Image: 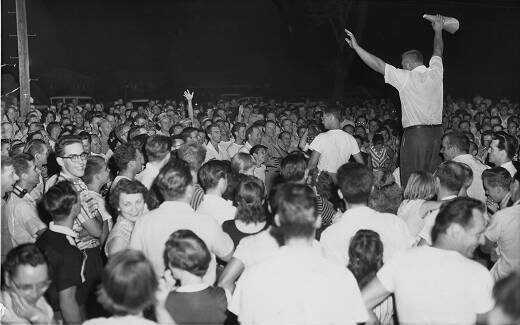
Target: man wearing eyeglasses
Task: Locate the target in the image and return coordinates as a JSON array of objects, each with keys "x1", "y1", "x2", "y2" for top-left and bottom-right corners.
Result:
[{"x1": 0, "y1": 244, "x2": 54, "y2": 324}]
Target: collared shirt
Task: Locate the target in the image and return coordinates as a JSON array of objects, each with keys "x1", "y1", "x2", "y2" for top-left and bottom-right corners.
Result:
[
  {"x1": 5, "y1": 187, "x2": 46, "y2": 247},
  {"x1": 136, "y1": 162, "x2": 161, "y2": 189},
  {"x1": 205, "y1": 141, "x2": 230, "y2": 162},
  {"x1": 129, "y1": 201, "x2": 234, "y2": 284},
  {"x1": 230, "y1": 244, "x2": 368, "y2": 325},
  {"x1": 377, "y1": 246, "x2": 494, "y2": 324},
  {"x1": 105, "y1": 215, "x2": 136, "y2": 257},
  {"x1": 109, "y1": 175, "x2": 131, "y2": 193},
  {"x1": 384, "y1": 56, "x2": 443, "y2": 128},
  {"x1": 309, "y1": 129, "x2": 360, "y2": 173},
  {"x1": 453, "y1": 153, "x2": 490, "y2": 202},
  {"x1": 419, "y1": 195, "x2": 458, "y2": 245},
  {"x1": 485, "y1": 202, "x2": 520, "y2": 281},
  {"x1": 501, "y1": 161, "x2": 517, "y2": 177},
  {"x1": 224, "y1": 141, "x2": 243, "y2": 159},
  {"x1": 320, "y1": 206, "x2": 413, "y2": 266},
  {"x1": 197, "y1": 194, "x2": 236, "y2": 225},
  {"x1": 238, "y1": 142, "x2": 253, "y2": 154}
]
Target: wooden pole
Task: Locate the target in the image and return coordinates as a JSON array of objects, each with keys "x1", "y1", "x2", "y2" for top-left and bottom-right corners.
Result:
[{"x1": 15, "y1": 0, "x2": 31, "y2": 116}]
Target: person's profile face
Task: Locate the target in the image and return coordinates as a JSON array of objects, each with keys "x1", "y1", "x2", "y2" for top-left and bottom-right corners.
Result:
[
  {"x1": 8, "y1": 264, "x2": 50, "y2": 305},
  {"x1": 1, "y1": 165, "x2": 19, "y2": 194}
]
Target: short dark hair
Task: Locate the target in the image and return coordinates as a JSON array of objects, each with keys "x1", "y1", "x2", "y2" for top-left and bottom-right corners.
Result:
[
  {"x1": 323, "y1": 107, "x2": 341, "y2": 121},
  {"x1": 12, "y1": 153, "x2": 35, "y2": 176},
  {"x1": 46, "y1": 122, "x2": 61, "y2": 135},
  {"x1": 98, "y1": 249, "x2": 157, "y2": 315},
  {"x1": 337, "y1": 162, "x2": 374, "y2": 204},
  {"x1": 1, "y1": 155, "x2": 14, "y2": 170},
  {"x1": 280, "y1": 152, "x2": 307, "y2": 182},
  {"x1": 273, "y1": 183, "x2": 317, "y2": 241},
  {"x1": 493, "y1": 272, "x2": 520, "y2": 322},
  {"x1": 402, "y1": 49, "x2": 424, "y2": 64},
  {"x1": 492, "y1": 131, "x2": 518, "y2": 160},
  {"x1": 82, "y1": 155, "x2": 106, "y2": 185},
  {"x1": 231, "y1": 122, "x2": 246, "y2": 139},
  {"x1": 181, "y1": 127, "x2": 198, "y2": 142},
  {"x1": 434, "y1": 161, "x2": 467, "y2": 192},
  {"x1": 444, "y1": 131, "x2": 470, "y2": 153},
  {"x1": 78, "y1": 131, "x2": 92, "y2": 143},
  {"x1": 163, "y1": 229, "x2": 210, "y2": 277},
  {"x1": 55, "y1": 135, "x2": 83, "y2": 158},
  {"x1": 155, "y1": 160, "x2": 193, "y2": 200},
  {"x1": 197, "y1": 160, "x2": 231, "y2": 192},
  {"x1": 235, "y1": 176, "x2": 266, "y2": 223},
  {"x1": 3, "y1": 243, "x2": 47, "y2": 282},
  {"x1": 245, "y1": 124, "x2": 262, "y2": 141},
  {"x1": 347, "y1": 230, "x2": 383, "y2": 289},
  {"x1": 250, "y1": 144, "x2": 267, "y2": 156},
  {"x1": 110, "y1": 179, "x2": 151, "y2": 211},
  {"x1": 177, "y1": 143, "x2": 206, "y2": 172},
  {"x1": 482, "y1": 167, "x2": 512, "y2": 190},
  {"x1": 145, "y1": 135, "x2": 170, "y2": 162},
  {"x1": 43, "y1": 181, "x2": 78, "y2": 222},
  {"x1": 24, "y1": 139, "x2": 47, "y2": 157},
  {"x1": 431, "y1": 197, "x2": 484, "y2": 244},
  {"x1": 112, "y1": 144, "x2": 138, "y2": 171}
]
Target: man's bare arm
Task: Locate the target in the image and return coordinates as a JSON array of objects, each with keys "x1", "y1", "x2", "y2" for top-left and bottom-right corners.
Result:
[
  {"x1": 345, "y1": 29, "x2": 386, "y2": 75},
  {"x1": 307, "y1": 150, "x2": 321, "y2": 171},
  {"x1": 431, "y1": 15, "x2": 444, "y2": 57}
]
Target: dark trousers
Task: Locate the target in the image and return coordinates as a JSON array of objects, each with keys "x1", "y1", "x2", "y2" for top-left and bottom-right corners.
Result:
[{"x1": 400, "y1": 125, "x2": 442, "y2": 188}]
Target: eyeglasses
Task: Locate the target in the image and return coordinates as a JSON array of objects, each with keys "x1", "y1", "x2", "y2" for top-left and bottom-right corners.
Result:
[
  {"x1": 60, "y1": 152, "x2": 89, "y2": 162},
  {"x1": 12, "y1": 279, "x2": 51, "y2": 293}
]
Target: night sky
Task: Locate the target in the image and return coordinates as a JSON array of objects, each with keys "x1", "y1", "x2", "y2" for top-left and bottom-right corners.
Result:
[{"x1": 2, "y1": 0, "x2": 520, "y2": 101}]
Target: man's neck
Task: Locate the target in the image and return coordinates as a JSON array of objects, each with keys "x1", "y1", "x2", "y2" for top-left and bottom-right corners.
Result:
[
  {"x1": 438, "y1": 188, "x2": 458, "y2": 200},
  {"x1": 205, "y1": 188, "x2": 222, "y2": 197},
  {"x1": 17, "y1": 181, "x2": 35, "y2": 193},
  {"x1": 433, "y1": 238, "x2": 466, "y2": 257},
  {"x1": 87, "y1": 181, "x2": 102, "y2": 193},
  {"x1": 178, "y1": 272, "x2": 205, "y2": 287},
  {"x1": 54, "y1": 218, "x2": 74, "y2": 230},
  {"x1": 285, "y1": 236, "x2": 314, "y2": 248},
  {"x1": 119, "y1": 169, "x2": 136, "y2": 180},
  {"x1": 345, "y1": 202, "x2": 368, "y2": 210},
  {"x1": 60, "y1": 169, "x2": 78, "y2": 180},
  {"x1": 210, "y1": 140, "x2": 220, "y2": 151}
]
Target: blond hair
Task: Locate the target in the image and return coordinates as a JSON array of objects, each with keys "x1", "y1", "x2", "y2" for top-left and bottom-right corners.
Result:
[{"x1": 403, "y1": 171, "x2": 437, "y2": 200}]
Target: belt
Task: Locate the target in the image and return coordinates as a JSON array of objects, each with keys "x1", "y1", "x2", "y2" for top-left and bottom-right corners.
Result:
[{"x1": 405, "y1": 124, "x2": 442, "y2": 131}]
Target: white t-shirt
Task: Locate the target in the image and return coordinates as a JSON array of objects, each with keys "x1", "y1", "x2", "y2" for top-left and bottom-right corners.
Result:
[
  {"x1": 231, "y1": 244, "x2": 368, "y2": 325},
  {"x1": 196, "y1": 194, "x2": 236, "y2": 225},
  {"x1": 453, "y1": 154, "x2": 489, "y2": 203},
  {"x1": 377, "y1": 246, "x2": 494, "y2": 324},
  {"x1": 397, "y1": 199, "x2": 427, "y2": 240},
  {"x1": 309, "y1": 129, "x2": 360, "y2": 173},
  {"x1": 233, "y1": 229, "x2": 280, "y2": 268},
  {"x1": 320, "y1": 206, "x2": 413, "y2": 265},
  {"x1": 384, "y1": 56, "x2": 443, "y2": 128}
]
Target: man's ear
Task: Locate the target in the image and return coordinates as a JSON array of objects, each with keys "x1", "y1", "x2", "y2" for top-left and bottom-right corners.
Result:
[
  {"x1": 56, "y1": 157, "x2": 64, "y2": 169},
  {"x1": 337, "y1": 189, "x2": 344, "y2": 200},
  {"x1": 446, "y1": 223, "x2": 464, "y2": 239},
  {"x1": 274, "y1": 214, "x2": 281, "y2": 227},
  {"x1": 314, "y1": 215, "x2": 322, "y2": 230}
]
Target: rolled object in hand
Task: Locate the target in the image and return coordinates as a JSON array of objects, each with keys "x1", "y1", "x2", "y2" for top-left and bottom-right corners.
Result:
[{"x1": 423, "y1": 14, "x2": 460, "y2": 34}]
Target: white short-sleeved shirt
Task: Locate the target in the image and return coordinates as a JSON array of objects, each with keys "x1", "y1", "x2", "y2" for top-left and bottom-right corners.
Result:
[
  {"x1": 397, "y1": 199, "x2": 427, "y2": 240},
  {"x1": 135, "y1": 163, "x2": 161, "y2": 189},
  {"x1": 384, "y1": 56, "x2": 443, "y2": 128},
  {"x1": 233, "y1": 229, "x2": 280, "y2": 268},
  {"x1": 453, "y1": 154, "x2": 490, "y2": 203},
  {"x1": 231, "y1": 245, "x2": 368, "y2": 325},
  {"x1": 320, "y1": 206, "x2": 413, "y2": 266},
  {"x1": 129, "y1": 201, "x2": 234, "y2": 285},
  {"x1": 309, "y1": 129, "x2": 360, "y2": 173},
  {"x1": 377, "y1": 246, "x2": 494, "y2": 324},
  {"x1": 501, "y1": 161, "x2": 517, "y2": 178},
  {"x1": 5, "y1": 193, "x2": 46, "y2": 246},
  {"x1": 485, "y1": 203, "x2": 520, "y2": 281},
  {"x1": 205, "y1": 141, "x2": 231, "y2": 162},
  {"x1": 196, "y1": 194, "x2": 236, "y2": 225}
]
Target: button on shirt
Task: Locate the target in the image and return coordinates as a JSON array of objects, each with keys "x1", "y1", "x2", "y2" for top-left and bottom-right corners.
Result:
[
  {"x1": 320, "y1": 206, "x2": 413, "y2": 266},
  {"x1": 485, "y1": 203, "x2": 520, "y2": 281},
  {"x1": 129, "y1": 201, "x2": 234, "y2": 284},
  {"x1": 453, "y1": 154, "x2": 489, "y2": 202},
  {"x1": 384, "y1": 56, "x2": 443, "y2": 128},
  {"x1": 231, "y1": 244, "x2": 368, "y2": 325},
  {"x1": 377, "y1": 246, "x2": 494, "y2": 324},
  {"x1": 5, "y1": 191, "x2": 46, "y2": 246},
  {"x1": 309, "y1": 129, "x2": 360, "y2": 174}
]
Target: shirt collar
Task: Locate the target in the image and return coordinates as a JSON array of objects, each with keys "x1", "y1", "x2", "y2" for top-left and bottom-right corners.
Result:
[
  {"x1": 159, "y1": 200, "x2": 193, "y2": 212},
  {"x1": 412, "y1": 65, "x2": 427, "y2": 72},
  {"x1": 176, "y1": 283, "x2": 210, "y2": 293},
  {"x1": 453, "y1": 153, "x2": 473, "y2": 161},
  {"x1": 441, "y1": 195, "x2": 458, "y2": 201},
  {"x1": 49, "y1": 222, "x2": 77, "y2": 238}
]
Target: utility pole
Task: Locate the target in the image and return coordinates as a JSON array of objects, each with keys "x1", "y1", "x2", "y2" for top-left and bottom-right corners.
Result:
[{"x1": 15, "y1": 0, "x2": 31, "y2": 116}]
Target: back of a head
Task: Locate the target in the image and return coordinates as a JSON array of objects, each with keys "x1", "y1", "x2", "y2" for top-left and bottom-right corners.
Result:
[
  {"x1": 235, "y1": 176, "x2": 266, "y2": 223},
  {"x1": 434, "y1": 161, "x2": 467, "y2": 193},
  {"x1": 43, "y1": 181, "x2": 78, "y2": 222},
  {"x1": 403, "y1": 171, "x2": 437, "y2": 200},
  {"x1": 274, "y1": 183, "x2": 317, "y2": 241},
  {"x1": 82, "y1": 155, "x2": 107, "y2": 185},
  {"x1": 197, "y1": 160, "x2": 231, "y2": 192},
  {"x1": 113, "y1": 144, "x2": 138, "y2": 171},
  {"x1": 154, "y1": 159, "x2": 192, "y2": 200},
  {"x1": 163, "y1": 229, "x2": 210, "y2": 277},
  {"x1": 12, "y1": 153, "x2": 35, "y2": 176},
  {"x1": 231, "y1": 152, "x2": 255, "y2": 174},
  {"x1": 482, "y1": 167, "x2": 512, "y2": 191},
  {"x1": 99, "y1": 249, "x2": 157, "y2": 315},
  {"x1": 492, "y1": 272, "x2": 520, "y2": 324},
  {"x1": 177, "y1": 143, "x2": 206, "y2": 172},
  {"x1": 280, "y1": 152, "x2": 307, "y2": 182},
  {"x1": 2, "y1": 243, "x2": 47, "y2": 283},
  {"x1": 1, "y1": 155, "x2": 14, "y2": 171},
  {"x1": 445, "y1": 131, "x2": 470, "y2": 154},
  {"x1": 337, "y1": 162, "x2": 374, "y2": 204},
  {"x1": 493, "y1": 131, "x2": 519, "y2": 160},
  {"x1": 431, "y1": 197, "x2": 484, "y2": 244},
  {"x1": 369, "y1": 182, "x2": 403, "y2": 214},
  {"x1": 323, "y1": 106, "x2": 341, "y2": 122},
  {"x1": 145, "y1": 135, "x2": 171, "y2": 162},
  {"x1": 402, "y1": 49, "x2": 424, "y2": 65},
  {"x1": 347, "y1": 229, "x2": 384, "y2": 289},
  {"x1": 24, "y1": 139, "x2": 47, "y2": 157}
]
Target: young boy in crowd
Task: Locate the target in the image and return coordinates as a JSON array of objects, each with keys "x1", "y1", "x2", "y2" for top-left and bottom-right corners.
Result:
[{"x1": 250, "y1": 144, "x2": 268, "y2": 184}]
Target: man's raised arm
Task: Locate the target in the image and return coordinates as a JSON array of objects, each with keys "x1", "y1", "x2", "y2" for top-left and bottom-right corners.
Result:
[
  {"x1": 431, "y1": 14, "x2": 444, "y2": 57},
  {"x1": 345, "y1": 29, "x2": 386, "y2": 75}
]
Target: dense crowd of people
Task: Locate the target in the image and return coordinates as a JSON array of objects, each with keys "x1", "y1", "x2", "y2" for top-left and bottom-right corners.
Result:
[{"x1": 1, "y1": 17, "x2": 520, "y2": 325}]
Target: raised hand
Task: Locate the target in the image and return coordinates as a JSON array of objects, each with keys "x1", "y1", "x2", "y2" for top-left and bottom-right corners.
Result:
[
  {"x1": 431, "y1": 14, "x2": 445, "y2": 32},
  {"x1": 344, "y1": 29, "x2": 358, "y2": 49},
  {"x1": 183, "y1": 90, "x2": 194, "y2": 102}
]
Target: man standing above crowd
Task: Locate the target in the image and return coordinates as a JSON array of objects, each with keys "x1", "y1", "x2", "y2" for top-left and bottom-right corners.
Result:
[
  {"x1": 345, "y1": 15, "x2": 446, "y2": 188},
  {"x1": 308, "y1": 107, "x2": 364, "y2": 181}
]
